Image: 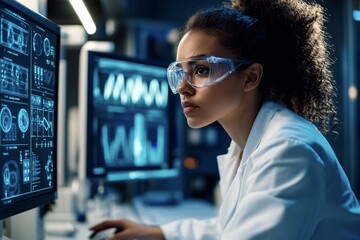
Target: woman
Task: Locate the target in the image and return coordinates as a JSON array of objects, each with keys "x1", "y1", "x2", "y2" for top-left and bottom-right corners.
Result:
[{"x1": 90, "y1": 0, "x2": 360, "y2": 239}]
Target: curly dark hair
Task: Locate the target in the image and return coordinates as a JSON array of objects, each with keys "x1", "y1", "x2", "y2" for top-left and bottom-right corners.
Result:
[{"x1": 181, "y1": 0, "x2": 337, "y2": 134}]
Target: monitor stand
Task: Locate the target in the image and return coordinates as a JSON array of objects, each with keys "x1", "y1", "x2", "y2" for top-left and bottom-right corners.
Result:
[
  {"x1": 0, "y1": 220, "x2": 12, "y2": 240},
  {"x1": 4, "y1": 208, "x2": 44, "y2": 240}
]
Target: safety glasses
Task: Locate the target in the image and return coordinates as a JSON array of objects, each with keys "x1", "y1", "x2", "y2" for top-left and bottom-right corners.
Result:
[{"x1": 167, "y1": 56, "x2": 254, "y2": 94}]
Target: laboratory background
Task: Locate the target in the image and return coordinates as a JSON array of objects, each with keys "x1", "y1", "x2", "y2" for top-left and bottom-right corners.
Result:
[{"x1": 0, "y1": 0, "x2": 359, "y2": 239}]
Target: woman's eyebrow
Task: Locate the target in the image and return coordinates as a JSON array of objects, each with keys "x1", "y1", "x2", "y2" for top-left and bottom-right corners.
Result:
[{"x1": 177, "y1": 54, "x2": 208, "y2": 61}]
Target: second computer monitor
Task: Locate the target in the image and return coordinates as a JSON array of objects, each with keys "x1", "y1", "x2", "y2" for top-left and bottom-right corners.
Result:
[{"x1": 83, "y1": 51, "x2": 178, "y2": 182}]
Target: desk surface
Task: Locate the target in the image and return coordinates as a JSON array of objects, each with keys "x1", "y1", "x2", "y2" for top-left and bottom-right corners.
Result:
[
  {"x1": 44, "y1": 198, "x2": 218, "y2": 240},
  {"x1": 133, "y1": 197, "x2": 218, "y2": 225}
]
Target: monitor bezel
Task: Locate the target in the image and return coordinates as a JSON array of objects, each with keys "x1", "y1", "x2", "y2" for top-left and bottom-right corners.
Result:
[
  {"x1": 0, "y1": 0, "x2": 59, "y2": 220},
  {"x1": 84, "y1": 51, "x2": 179, "y2": 182}
]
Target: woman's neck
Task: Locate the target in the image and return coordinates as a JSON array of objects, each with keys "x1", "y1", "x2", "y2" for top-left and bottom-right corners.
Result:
[{"x1": 219, "y1": 97, "x2": 262, "y2": 150}]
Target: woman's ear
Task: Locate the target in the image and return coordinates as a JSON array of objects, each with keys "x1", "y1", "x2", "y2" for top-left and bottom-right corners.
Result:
[{"x1": 244, "y1": 63, "x2": 263, "y2": 91}]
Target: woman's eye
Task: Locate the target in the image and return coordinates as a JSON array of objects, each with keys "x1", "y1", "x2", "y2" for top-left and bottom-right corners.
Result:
[{"x1": 194, "y1": 66, "x2": 209, "y2": 77}]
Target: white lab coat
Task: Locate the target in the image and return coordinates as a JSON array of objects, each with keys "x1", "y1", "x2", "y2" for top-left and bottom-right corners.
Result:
[{"x1": 160, "y1": 100, "x2": 360, "y2": 240}]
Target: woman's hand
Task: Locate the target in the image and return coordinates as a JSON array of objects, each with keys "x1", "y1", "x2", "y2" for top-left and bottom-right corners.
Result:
[{"x1": 89, "y1": 219, "x2": 165, "y2": 240}]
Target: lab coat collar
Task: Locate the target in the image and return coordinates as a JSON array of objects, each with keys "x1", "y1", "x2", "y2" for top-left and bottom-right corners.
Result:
[
  {"x1": 217, "y1": 100, "x2": 283, "y2": 177},
  {"x1": 216, "y1": 100, "x2": 282, "y2": 199},
  {"x1": 217, "y1": 141, "x2": 241, "y2": 197},
  {"x1": 241, "y1": 100, "x2": 283, "y2": 165},
  {"x1": 217, "y1": 100, "x2": 283, "y2": 230}
]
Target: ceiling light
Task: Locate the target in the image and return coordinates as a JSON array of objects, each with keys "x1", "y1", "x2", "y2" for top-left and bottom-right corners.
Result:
[{"x1": 69, "y1": 0, "x2": 96, "y2": 35}]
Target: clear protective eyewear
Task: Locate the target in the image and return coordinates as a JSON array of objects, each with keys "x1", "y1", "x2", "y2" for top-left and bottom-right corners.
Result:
[{"x1": 167, "y1": 56, "x2": 254, "y2": 94}]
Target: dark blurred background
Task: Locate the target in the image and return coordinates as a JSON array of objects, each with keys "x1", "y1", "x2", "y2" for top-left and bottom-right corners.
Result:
[{"x1": 45, "y1": 0, "x2": 359, "y2": 201}]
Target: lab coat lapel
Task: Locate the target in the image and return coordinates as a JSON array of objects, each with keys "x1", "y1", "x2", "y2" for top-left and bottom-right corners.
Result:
[
  {"x1": 218, "y1": 152, "x2": 243, "y2": 230},
  {"x1": 218, "y1": 101, "x2": 281, "y2": 230},
  {"x1": 217, "y1": 141, "x2": 240, "y2": 197},
  {"x1": 242, "y1": 101, "x2": 281, "y2": 161}
]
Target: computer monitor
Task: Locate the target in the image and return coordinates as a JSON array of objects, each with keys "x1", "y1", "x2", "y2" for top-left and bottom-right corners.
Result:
[
  {"x1": 0, "y1": 0, "x2": 59, "y2": 220},
  {"x1": 79, "y1": 51, "x2": 179, "y2": 182}
]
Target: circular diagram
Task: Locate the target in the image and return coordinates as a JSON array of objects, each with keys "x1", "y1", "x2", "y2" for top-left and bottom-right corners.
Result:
[
  {"x1": 2, "y1": 160, "x2": 20, "y2": 198},
  {"x1": 33, "y1": 33, "x2": 43, "y2": 56},
  {"x1": 44, "y1": 38, "x2": 51, "y2": 56},
  {"x1": 0, "y1": 106, "x2": 12, "y2": 133},
  {"x1": 18, "y1": 108, "x2": 29, "y2": 133}
]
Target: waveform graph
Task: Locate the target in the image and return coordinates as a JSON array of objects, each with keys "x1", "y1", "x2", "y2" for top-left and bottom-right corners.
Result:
[
  {"x1": 95, "y1": 71, "x2": 168, "y2": 108},
  {"x1": 98, "y1": 112, "x2": 167, "y2": 168},
  {"x1": 31, "y1": 108, "x2": 53, "y2": 138},
  {"x1": 0, "y1": 59, "x2": 29, "y2": 97},
  {"x1": 31, "y1": 95, "x2": 54, "y2": 138},
  {"x1": 0, "y1": 17, "x2": 29, "y2": 55}
]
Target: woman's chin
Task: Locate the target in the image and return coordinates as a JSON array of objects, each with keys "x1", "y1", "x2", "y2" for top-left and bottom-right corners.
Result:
[{"x1": 187, "y1": 119, "x2": 213, "y2": 129}]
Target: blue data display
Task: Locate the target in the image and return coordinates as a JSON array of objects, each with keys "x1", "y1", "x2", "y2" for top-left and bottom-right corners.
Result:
[
  {"x1": 0, "y1": 0, "x2": 59, "y2": 219},
  {"x1": 87, "y1": 52, "x2": 173, "y2": 179}
]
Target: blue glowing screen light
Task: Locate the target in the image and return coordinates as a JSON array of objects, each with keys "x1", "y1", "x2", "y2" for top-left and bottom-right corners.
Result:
[
  {"x1": 85, "y1": 51, "x2": 179, "y2": 182},
  {"x1": 353, "y1": 10, "x2": 360, "y2": 21}
]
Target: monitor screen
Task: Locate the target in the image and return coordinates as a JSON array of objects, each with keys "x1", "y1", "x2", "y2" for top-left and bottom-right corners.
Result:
[
  {"x1": 0, "y1": 0, "x2": 59, "y2": 220},
  {"x1": 83, "y1": 51, "x2": 179, "y2": 182}
]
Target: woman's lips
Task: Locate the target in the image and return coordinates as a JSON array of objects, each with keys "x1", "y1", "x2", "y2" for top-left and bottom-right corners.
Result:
[{"x1": 182, "y1": 101, "x2": 199, "y2": 115}]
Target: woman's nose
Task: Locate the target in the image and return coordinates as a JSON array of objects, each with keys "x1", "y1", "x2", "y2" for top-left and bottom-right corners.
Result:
[{"x1": 178, "y1": 77, "x2": 195, "y2": 95}]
